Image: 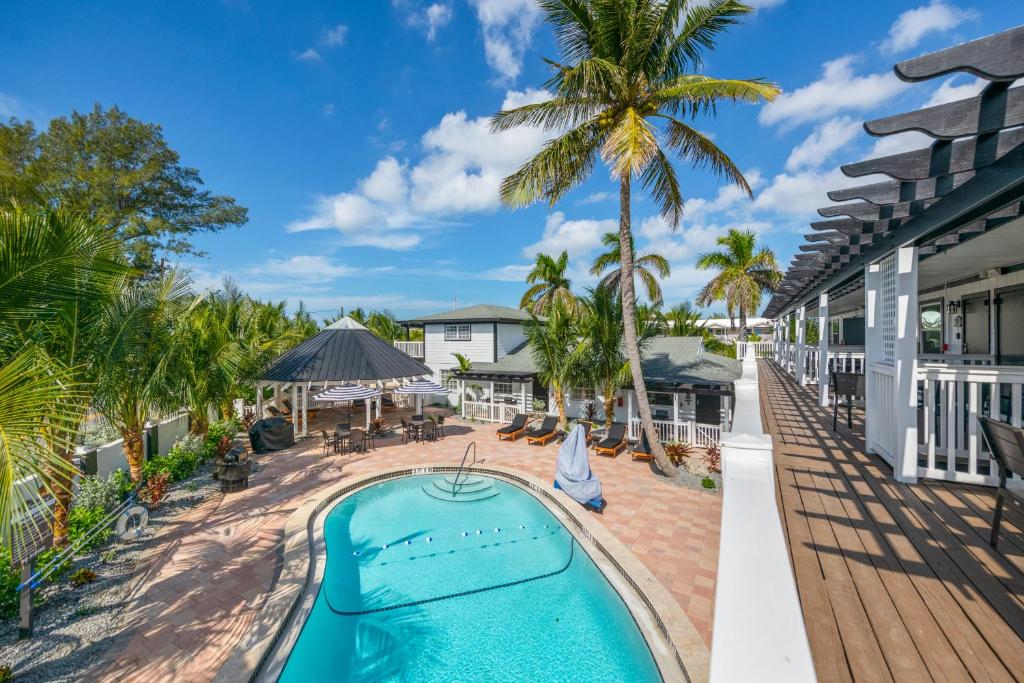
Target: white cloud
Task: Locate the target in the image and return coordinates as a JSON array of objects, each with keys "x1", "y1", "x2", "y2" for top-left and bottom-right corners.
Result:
[
  {"x1": 785, "y1": 116, "x2": 863, "y2": 171},
  {"x1": 521, "y1": 212, "x2": 614, "y2": 260},
  {"x1": 867, "y1": 76, "x2": 985, "y2": 157},
  {"x1": 259, "y1": 255, "x2": 356, "y2": 280},
  {"x1": 323, "y1": 23, "x2": 349, "y2": 47},
  {"x1": 0, "y1": 93, "x2": 21, "y2": 118},
  {"x1": 880, "y1": 0, "x2": 977, "y2": 54},
  {"x1": 577, "y1": 191, "x2": 614, "y2": 205},
  {"x1": 468, "y1": 0, "x2": 543, "y2": 81},
  {"x1": 922, "y1": 75, "x2": 985, "y2": 107},
  {"x1": 754, "y1": 167, "x2": 869, "y2": 218},
  {"x1": 294, "y1": 48, "x2": 321, "y2": 62},
  {"x1": 424, "y1": 3, "x2": 454, "y2": 40},
  {"x1": 289, "y1": 89, "x2": 554, "y2": 249},
  {"x1": 394, "y1": 1, "x2": 454, "y2": 41},
  {"x1": 759, "y1": 56, "x2": 908, "y2": 127},
  {"x1": 481, "y1": 264, "x2": 533, "y2": 281}
]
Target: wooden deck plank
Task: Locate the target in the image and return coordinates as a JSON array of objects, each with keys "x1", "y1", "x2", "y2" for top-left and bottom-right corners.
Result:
[{"x1": 790, "y1": 468, "x2": 894, "y2": 682}]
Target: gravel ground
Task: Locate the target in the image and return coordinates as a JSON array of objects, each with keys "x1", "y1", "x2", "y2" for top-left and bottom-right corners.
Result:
[{"x1": 0, "y1": 462, "x2": 223, "y2": 682}]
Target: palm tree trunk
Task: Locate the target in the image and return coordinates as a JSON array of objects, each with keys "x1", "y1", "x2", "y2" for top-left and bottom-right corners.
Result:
[
  {"x1": 603, "y1": 389, "x2": 615, "y2": 427},
  {"x1": 618, "y1": 176, "x2": 676, "y2": 477},
  {"x1": 123, "y1": 428, "x2": 145, "y2": 482},
  {"x1": 189, "y1": 411, "x2": 209, "y2": 437},
  {"x1": 739, "y1": 306, "x2": 747, "y2": 334},
  {"x1": 49, "y1": 449, "x2": 75, "y2": 548},
  {"x1": 553, "y1": 384, "x2": 568, "y2": 431}
]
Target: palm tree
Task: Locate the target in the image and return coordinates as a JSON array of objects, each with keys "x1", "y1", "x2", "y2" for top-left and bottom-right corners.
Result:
[
  {"x1": 696, "y1": 228, "x2": 782, "y2": 331},
  {"x1": 578, "y1": 285, "x2": 659, "y2": 425},
  {"x1": 173, "y1": 296, "x2": 242, "y2": 436},
  {"x1": 520, "y1": 251, "x2": 576, "y2": 315},
  {"x1": 0, "y1": 206, "x2": 127, "y2": 546},
  {"x1": 524, "y1": 299, "x2": 583, "y2": 430},
  {"x1": 590, "y1": 232, "x2": 670, "y2": 306},
  {"x1": 493, "y1": 0, "x2": 778, "y2": 476},
  {"x1": 664, "y1": 300, "x2": 704, "y2": 336},
  {"x1": 367, "y1": 310, "x2": 404, "y2": 342},
  {"x1": 93, "y1": 270, "x2": 192, "y2": 482}
]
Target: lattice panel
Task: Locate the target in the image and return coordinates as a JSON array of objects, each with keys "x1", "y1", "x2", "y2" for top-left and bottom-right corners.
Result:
[{"x1": 880, "y1": 254, "x2": 897, "y2": 364}]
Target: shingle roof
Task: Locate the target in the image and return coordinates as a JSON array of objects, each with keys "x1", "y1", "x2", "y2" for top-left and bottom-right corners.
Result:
[
  {"x1": 456, "y1": 336, "x2": 740, "y2": 388},
  {"x1": 261, "y1": 317, "x2": 432, "y2": 383},
  {"x1": 407, "y1": 304, "x2": 538, "y2": 324}
]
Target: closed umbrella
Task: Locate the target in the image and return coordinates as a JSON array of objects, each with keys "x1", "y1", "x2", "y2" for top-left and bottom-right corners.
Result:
[
  {"x1": 394, "y1": 378, "x2": 445, "y2": 414},
  {"x1": 314, "y1": 384, "x2": 381, "y2": 429}
]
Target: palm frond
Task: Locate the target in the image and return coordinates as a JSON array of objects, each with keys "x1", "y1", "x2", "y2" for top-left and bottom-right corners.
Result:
[
  {"x1": 490, "y1": 97, "x2": 599, "y2": 133},
  {"x1": 651, "y1": 75, "x2": 780, "y2": 117},
  {"x1": 639, "y1": 147, "x2": 684, "y2": 227},
  {"x1": 661, "y1": 0, "x2": 753, "y2": 75},
  {"x1": 601, "y1": 107, "x2": 658, "y2": 179},
  {"x1": 499, "y1": 120, "x2": 603, "y2": 208},
  {"x1": 662, "y1": 117, "x2": 751, "y2": 196}
]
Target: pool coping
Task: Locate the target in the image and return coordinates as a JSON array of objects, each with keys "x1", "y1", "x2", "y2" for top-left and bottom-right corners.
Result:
[{"x1": 214, "y1": 464, "x2": 710, "y2": 683}]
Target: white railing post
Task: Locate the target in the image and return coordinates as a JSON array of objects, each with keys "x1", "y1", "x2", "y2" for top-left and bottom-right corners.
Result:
[
  {"x1": 672, "y1": 393, "x2": 680, "y2": 442},
  {"x1": 864, "y1": 263, "x2": 882, "y2": 454},
  {"x1": 818, "y1": 293, "x2": 830, "y2": 407},
  {"x1": 460, "y1": 380, "x2": 466, "y2": 418},
  {"x1": 893, "y1": 246, "x2": 920, "y2": 483},
  {"x1": 712, "y1": 345, "x2": 815, "y2": 682},
  {"x1": 796, "y1": 305, "x2": 807, "y2": 385}
]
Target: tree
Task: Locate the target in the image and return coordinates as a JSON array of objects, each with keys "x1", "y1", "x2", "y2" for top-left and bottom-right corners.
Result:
[
  {"x1": 94, "y1": 271, "x2": 192, "y2": 482},
  {"x1": 696, "y1": 228, "x2": 782, "y2": 331},
  {"x1": 0, "y1": 206, "x2": 127, "y2": 546},
  {"x1": 525, "y1": 300, "x2": 583, "y2": 430},
  {"x1": 367, "y1": 310, "x2": 404, "y2": 342},
  {"x1": 664, "y1": 301, "x2": 703, "y2": 336},
  {"x1": 591, "y1": 232, "x2": 670, "y2": 306},
  {"x1": 520, "y1": 251, "x2": 576, "y2": 314},
  {"x1": 493, "y1": 0, "x2": 778, "y2": 476},
  {"x1": 0, "y1": 104, "x2": 248, "y2": 269},
  {"x1": 578, "y1": 285, "x2": 658, "y2": 425}
]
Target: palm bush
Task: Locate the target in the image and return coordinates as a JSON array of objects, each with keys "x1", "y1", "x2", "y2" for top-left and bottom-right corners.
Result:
[{"x1": 696, "y1": 228, "x2": 782, "y2": 331}]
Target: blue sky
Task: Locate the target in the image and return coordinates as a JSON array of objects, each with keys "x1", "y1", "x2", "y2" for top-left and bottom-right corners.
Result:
[{"x1": 2, "y1": 0, "x2": 1021, "y2": 319}]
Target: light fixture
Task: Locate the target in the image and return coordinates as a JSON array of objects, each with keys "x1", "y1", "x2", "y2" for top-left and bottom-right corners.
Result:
[{"x1": 946, "y1": 300, "x2": 960, "y2": 316}]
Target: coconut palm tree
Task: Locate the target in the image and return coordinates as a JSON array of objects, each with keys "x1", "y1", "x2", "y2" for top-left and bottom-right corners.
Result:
[
  {"x1": 696, "y1": 228, "x2": 781, "y2": 331},
  {"x1": 0, "y1": 206, "x2": 127, "y2": 546},
  {"x1": 590, "y1": 232, "x2": 670, "y2": 306},
  {"x1": 493, "y1": 0, "x2": 778, "y2": 475},
  {"x1": 664, "y1": 300, "x2": 703, "y2": 337},
  {"x1": 524, "y1": 299, "x2": 583, "y2": 429},
  {"x1": 367, "y1": 310, "x2": 404, "y2": 342},
  {"x1": 521, "y1": 250, "x2": 576, "y2": 315},
  {"x1": 578, "y1": 285, "x2": 659, "y2": 425}
]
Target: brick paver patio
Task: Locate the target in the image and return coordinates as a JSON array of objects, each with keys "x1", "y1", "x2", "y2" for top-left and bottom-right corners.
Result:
[{"x1": 90, "y1": 412, "x2": 721, "y2": 682}]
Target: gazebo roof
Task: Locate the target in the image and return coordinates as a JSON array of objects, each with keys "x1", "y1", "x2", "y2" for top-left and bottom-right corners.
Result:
[{"x1": 261, "y1": 316, "x2": 431, "y2": 384}]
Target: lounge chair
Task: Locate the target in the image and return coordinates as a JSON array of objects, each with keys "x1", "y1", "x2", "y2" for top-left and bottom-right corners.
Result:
[
  {"x1": 497, "y1": 414, "x2": 529, "y2": 441},
  {"x1": 525, "y1": 416, "x2": 559, "y2": 446},
  {"x1": 631, "y1": 430, "x2": 653, "y2": 461},
  {"x1": 978, "y1": 416, "x2": 1024, "y2": 548},
  {"x1": 593, "y1": 423, "x2": 627, "y2": 458}
]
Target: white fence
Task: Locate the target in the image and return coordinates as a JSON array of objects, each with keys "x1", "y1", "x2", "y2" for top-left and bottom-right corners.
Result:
[
  {"x1": 736, "y1": 341, "x2": 773, "y2": 358},
  {"x1": 830, "y1": 347, "x2": 866, "y2": 374},
  {"x1": 918, "y1": 363, "x2": 1024, "y2": 486},
  {"x1": 867, "y1": 363, "x2": 897, "y2": 466},
  {"x1": 627, "y1": 418, "x2": 722, "y2": 448},
  {"x1": 393, "y1": 341, "x2": 424, "y2": 358},
  {"x1": 77, "y1": 411, "x2": 191, "y2": 476},
  {"x1": 462, "y1": 400, "x2": 521, "y2": 424}
]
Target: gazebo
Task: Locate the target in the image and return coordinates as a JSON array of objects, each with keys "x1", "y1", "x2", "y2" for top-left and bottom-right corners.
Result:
[{"x1": 257, "y1": 317, "x2": 432, "y2": 439}]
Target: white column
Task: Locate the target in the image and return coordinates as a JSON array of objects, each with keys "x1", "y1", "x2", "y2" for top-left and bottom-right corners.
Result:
[
  {"x1": 796, "y1": 305, "x2": 807, "y2": 385},
  {"x1": 302, "y1": 383, "x2": 309, "y2": 437},
  {"x1": 864, "y1": 263, "x2": 882, "y2": 454},
  {"x1": 291, "y1": 384, "x2": 298, "y2": 440},
  {"x1": 460, "y1": 380, "x2": 466, "y2": 418},
  {"x1": 255, "y1": 382, "x2": 263, "y2": 419},
  {"x1": 893, "y1": 246, "x2": 920, "y2": 483},
  {"x1": 672, "y1": 392, "x2": 680, "y2": 442},
  {"x1": 365, "y1": 398, "x2": 371, "y2": 430},
  {"x1": 489, "y1": 381, "x2": 495, "y2": 422},
  {"x1": 818, "y1": 293, "x2": 830, "y2": 408},
  {"x1": 520, "y1": 382, "x2": 527, "y2": 413},
  {"x1": 376, "y1": 393, "x2": 382, "y2": 419},
  {"x1": 627, "y1": 390, "x2": 634, "y2": 434}
]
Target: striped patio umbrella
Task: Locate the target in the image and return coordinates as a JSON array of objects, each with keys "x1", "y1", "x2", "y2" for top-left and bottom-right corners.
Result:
[
  {"x1": 394, "y1": 378, "x2": 446, "y2": 414},
  {"x1": 314, "y1": 384, "x2": 382, "y2": 428}
]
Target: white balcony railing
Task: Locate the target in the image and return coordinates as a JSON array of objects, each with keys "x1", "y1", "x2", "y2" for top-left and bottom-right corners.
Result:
[
  {"x1": 393, "y1": 340, "x2": 424, "y2": 358},
  {"x1": 736, "y1": 341, "x2": 773, "y2": 358},
  {"x1": 868, "y1": 363, "x2": 898, "y2": 466},
  {"x1": 627, "y1": 418, "x2": 722, "y2": 448},
  {"x1": 462, "y1": 400, "x2": 522, "y2": 424}
]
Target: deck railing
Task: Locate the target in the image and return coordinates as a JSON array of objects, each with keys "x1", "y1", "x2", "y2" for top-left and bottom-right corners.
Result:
[
  {"x1": 393, "y1": 341, "x2": 424, "y2": 358},
  {"x1": 736, "y1": 341, "x2": 773, "y2": 358},
  {"x1": 867, "y1": 363, "x2": 898, "y2": 466},
  {"x1": 627, "y1": 418, "x2": 722, "y2": 447},
  {"x1": 461, "y1": 400, "x2": 522, "y2": 424}
]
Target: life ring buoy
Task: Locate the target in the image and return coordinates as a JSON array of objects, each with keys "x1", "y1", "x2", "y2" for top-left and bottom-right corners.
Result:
[{"x1": 115, "y1": 505, "x2": 149, "y2": 541}]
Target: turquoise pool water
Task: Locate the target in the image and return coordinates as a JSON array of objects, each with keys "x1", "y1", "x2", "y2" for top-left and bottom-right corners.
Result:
[{"x1": 280, "y1": 475, "x2": 662, "y2": 682}]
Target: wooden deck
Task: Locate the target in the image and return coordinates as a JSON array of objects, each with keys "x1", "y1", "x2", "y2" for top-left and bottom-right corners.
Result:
[{"x1": 758, "y1": 360, "x2": 1024, "y2": 682}]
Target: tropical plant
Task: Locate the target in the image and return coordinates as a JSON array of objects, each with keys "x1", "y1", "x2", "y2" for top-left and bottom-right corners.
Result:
[
  {"x1": 696, "y1": 228, "x2": 782, "y2": 331},
  {"x1": 663, "y1": 300, "x2": 704, "y2": 336},
  {"x1": 0, "y1": 206, "x2": 127, "y2": 547},
  {"x1": 367, "y1": 310, "x2": 404, "y2": 342},
  {"x1": 493, "y1": 0, "x2": 778, "y2": 476},
  {"x1": 664, "y1": 441, "x2": 693, "y2": 466},
  {"x1": 520, "y1": 250, "x2": 576, "y2": 315},
  {"x1": 591, "y1": 232, "x2": 670, "y2": 306},
  {"x1": 451, "y1": 352, "x2": 473, "y2": 374},
  {"x1": 577, "y1": 285, "x2": 659, "y2": 425},
  {"x1": 93, "y1": 270, "x2": 192, "y2": 482},
  {"x1": 525, "y1": 300, "x2": 583, "y2": 430}
]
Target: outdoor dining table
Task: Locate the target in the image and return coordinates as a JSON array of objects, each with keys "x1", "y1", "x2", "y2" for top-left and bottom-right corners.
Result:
[{"x1": 334, "y1": 427, "x2": 352, "y2": 454}]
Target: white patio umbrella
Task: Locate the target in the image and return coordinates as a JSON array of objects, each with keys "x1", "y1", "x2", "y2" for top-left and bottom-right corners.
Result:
[
  {"x1": 394, "y1": 378, "x2": 445, "y2": 415},
  {"x1": 314, "y1": 384, "x2": 382, "y2": 429}
]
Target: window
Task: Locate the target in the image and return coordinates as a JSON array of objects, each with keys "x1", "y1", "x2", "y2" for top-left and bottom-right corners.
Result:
[
  {"x1": 440, "y1": 370, "x2": 459, "y2": 391},
  {"x1": 494, "y1": 381, "x2": 513, "y2": 396},
  {"x1": 962, "y1": 294, "x2": 990, "y2": 355},
  {"x1": 571, "y1": 387, "x2": 595, "y2": 402},
  {"x1": 920, "y1": 301, "x2": 943, "y2": 354},
  {"x1": 444, "y1": 323, "x2": 471, "y2": 341},
  {"x1": 830, "y1": 319, "x2": 841, "y2": 344}
]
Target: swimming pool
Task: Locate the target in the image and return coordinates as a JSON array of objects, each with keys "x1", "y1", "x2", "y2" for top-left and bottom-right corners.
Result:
[{"x1": 279, "y1": 474, "x2": 663, "y2": 682}]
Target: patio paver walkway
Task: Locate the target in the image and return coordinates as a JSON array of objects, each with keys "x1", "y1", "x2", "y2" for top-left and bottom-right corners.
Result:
[{"x1": 89, "y1": 414, "x2": 721, "y2": 682}]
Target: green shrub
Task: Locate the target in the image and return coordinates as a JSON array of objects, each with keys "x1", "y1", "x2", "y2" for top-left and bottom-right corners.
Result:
[
  {"x1": 69, "y1": 568, "x2": 97, "y2": 587},
  {"x1": 68, "y1": 506, "x2": 112, "y2": 551},
  {"x1": 701, "y1": 477, "x2": 717, "y2": 489},
  {"x1": 75, "y1": 471, "x2": 131, "y2": 513},
  {"x1": 206, "y1": 418, "x2": 240, "y2": 454},
  {"x1": 0, "y1": 547, "x2": 20, "y2": 619}
]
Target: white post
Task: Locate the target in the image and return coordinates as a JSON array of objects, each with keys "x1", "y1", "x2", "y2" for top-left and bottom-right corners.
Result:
[
  {"x1": 489, "y1": 381, "x2": 495, "y2": 422},
  {"x1": 818, "y1": 293, "x2": 830, "y2": 408},
  {"x1": 864, "y1": 263, "x2": 882, "y2": 454},
  {"x1": 365, "y1": 398, "x2": 371, "y2": 430},
  {"x1": 255, "y1": 382, "x2": 263, "y2": 419},
  {"x1": 673, "y1": 392, "x2": 680, "y2": 442},
  {"x1": 627, "y1": 390, "x2": 634, "y2": 437},
  {"x1": 302, "y1": 383, "x2": 309, "y2": 437},
  {"x1": 520, "y1": 382, "x2": 527, "y2": 414},
  {"x1": 291, "y1": 384, "x2": 298, "y2": 440},
  {"x1": 460, "y1": 380, "x2": 466, "y2": 418},
  {"x1": 796, "y1": 306, "x2": 807, "y2": 385},
  {"x1": 894, "y1": 246, "x2": 920, "y2": 483}
]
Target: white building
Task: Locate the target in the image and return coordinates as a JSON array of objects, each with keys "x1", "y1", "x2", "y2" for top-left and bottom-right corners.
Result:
[{"x1": 699, "y1": 317, "x2": 774, "y2": 340}]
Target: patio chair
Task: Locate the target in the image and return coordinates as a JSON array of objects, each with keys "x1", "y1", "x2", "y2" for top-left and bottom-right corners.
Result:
[
  {"x1": 830, "y1": 372, "x2": 865, "y2": 431},
  {"x1": 320, "y1": 429, "x2": 338, "y2": 455},
  {"x1": 497, "y1": 414, "x2": 529, "y2": 441},
  {"x1": 978, "y1": 416, "x2": 1024, "y2": 549},
  {"x1": 421, "y1": 421, "x2": 438, "y2": 442},
  {"x1": 435, "y1": 415, "x2": 446, "y2": 438},
  {"x1": 400, "y1": 419, "x2": 418, "y2": 444},
  {"x1": 631, "y1": 430, "x2": 653, "y2": 461},
  {"x1": 593, "y1": 423, "x2": 627, "y2": 458},
  {"x1": 524, "y1": 416, "x2": 559, "y2": 446}
]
